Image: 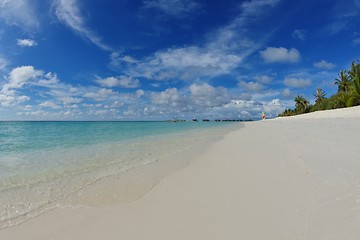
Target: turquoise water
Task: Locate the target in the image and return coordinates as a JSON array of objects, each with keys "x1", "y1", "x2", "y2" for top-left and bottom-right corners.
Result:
[
  {"x1": 0, "y1": 121, "x2": 236, "y2": 228},
  {"x1": 0, "y1": 121, "x2": 225, "y2": 153}
]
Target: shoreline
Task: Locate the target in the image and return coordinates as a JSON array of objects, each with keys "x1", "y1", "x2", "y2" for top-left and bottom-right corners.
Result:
[
  {"x1": 0, "y1": 122, "x2": 239, "y2": 229},
  {"x1": 1, "y1": 107, "x2": 360, "y2": 239}
]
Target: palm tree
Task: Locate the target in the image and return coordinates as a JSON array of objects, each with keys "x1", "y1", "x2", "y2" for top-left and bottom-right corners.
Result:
[
  {"x1": 349, "y1": 61, "x2": 360, "y2": 81},
  {"x1": 313, "y1": 88, "x2": 326, "y2": 104},
  {"x1": 335, "y1": 70, "x2": 351, "y2": 93},
  {"x1": 349, "y1": 60, "x2": 360, "y2": 106},
  {"x1": 294, "y1": 95, "x2": 309, "y2": 113},
  {"x1": 351, "y1": 73, "x2": 360, "y2": 105},
  {"x1": 353, "y1": 75, "x2": 360, "y2": 95}
]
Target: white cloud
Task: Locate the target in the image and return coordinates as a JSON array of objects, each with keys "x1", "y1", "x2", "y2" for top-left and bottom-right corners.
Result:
[
  {"x1": 0, "y1": 56, "x2": 8, "y2": 70},
  {"x1": 253, "y1": 75, "x2": 272, "y2": 84},
  {"x1": 148, "y1": 83, "x2": 229, "y2": 117},
  {"x1": 143, "y1": 0, "x2": 202, "y2": 19},
  {"x1": 96, "y1": 76, "x2": 140, "y2": 88},
  {"x1": 238, "y1": 81, "x2": 265, "y2": 92},
  {"x1": 104, "y1": 101, "x2": 123, "y2": 109},
  {"x1": 282, "y1": 88, "x2": 293, "y2": 99},
  {"x1": 263, "y1": 98, "x2": 286, "y2": 116},
  {"x1": 83, "y1": 88, "x2": 115, "y2": 101},
  {"x1": 151, "y1": 88, "x2": 180, "y2": 106},
  {"x1": 291, "y1": 29, "x2": 307, "y2": 41},
  {"x1": 24, "y1": 105, "x2": 32, "y2": 111},
  {"x1": 0, "y1": 66, "x2": 56, "y2": 106},
  {"x1": 37, "y1": 72, "x2": 60, "y2": 87},
  {"x1": 0, "y1": 93, "x2": 15, "y2": 106},
  {"x1": 313, "y1": 60, "x2": 336, "y2": 70},
  {"x1": 121, "y1": 55, "x2": 138, "y2": 64},
  {"x1": 148, "y1": 83, "x2": 230, "y2": 118},
  {"x1": 240, "y1": 0, "x2": 281, "y2": 16},
  {"x1": 39, "y1": 101, "x2": 62, "y2": 109},
  {"x1": 189, "y1": 83, "x2": 228, "y2": 108},
  {"x1": 0, "y1": 0, "x2": 39, "y2": 30},
  {"x1": 260, "y1": 47, "x2": 301, "y2": 63},
  {"x1": 136, "y1": 89, "x2": 145, "y2": 98},
  {"x1": 54, "y1": 0, "x2": 111, "y2": 51},
  {"x1": 189, "y1": 83, "x2": 227, "y2": 101},
  {"x1": 284, "y1": 77, "x2": 312, "y2": 88},
  {"x1": 0, "y1": 66, "x2": 146, "y2": 120},
  {"x1": 110, "y1": 52, "x2": 139, "y2": 68},
  {"x1": 59, "y1": 97, "x2": 83, "y2": 104},
  {"x1": 9, "y1": 66, "x2": 40, "y2": 82},
  {"x1": 217, "y1": 98, "x2": 286, "y2": 119},
  {"x1": 116, "y1": 0, "x2": 282, "y2": 82},
  {"x1": 189, "y1": 83, "x2": 215, "y2": 97},
  {"x1": 3, "y1": 66, "x2": 42, "y2": 92},
  {"x1": 0, "y1": 92, "x2": 29, "y2": 106},
  {"x1": 238, "y1": 93, "x2": 252, "y2": 101},
  {"x1": 17, "y1": 38, "x2": 37, "y2": 47},
  {"x1": 125, "y1": 46, "x2": 242, "y2": 81}
]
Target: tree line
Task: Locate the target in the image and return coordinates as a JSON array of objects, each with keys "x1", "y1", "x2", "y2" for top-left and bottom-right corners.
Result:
[{"x1": 279, "y1": 60, "x2": 360, "y2": 117}]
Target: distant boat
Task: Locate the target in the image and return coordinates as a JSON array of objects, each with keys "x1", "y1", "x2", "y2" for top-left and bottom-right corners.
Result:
[{"x1": 192, "y1": 118, "x2": 198, "y2": 122}]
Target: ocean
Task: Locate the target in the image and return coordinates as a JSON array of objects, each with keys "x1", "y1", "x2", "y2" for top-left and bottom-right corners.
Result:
[{"x1": 0, "y1": 121, "x2": 238, "y2": 228}]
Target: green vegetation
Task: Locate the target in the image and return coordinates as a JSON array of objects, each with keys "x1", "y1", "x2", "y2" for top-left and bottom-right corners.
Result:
[{"x1": 279, "y1": 60, "x2": 360, "y2": 117}]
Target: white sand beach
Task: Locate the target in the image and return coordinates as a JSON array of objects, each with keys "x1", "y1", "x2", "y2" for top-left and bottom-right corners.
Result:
[{"x1": 1, "y1": 106, "x2": 360, "y2": 240}]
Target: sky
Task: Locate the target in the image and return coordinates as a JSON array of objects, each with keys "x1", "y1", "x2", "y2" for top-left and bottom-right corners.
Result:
[{"x1": 1, "y1": 0, "x2": 360, "y2": 120}]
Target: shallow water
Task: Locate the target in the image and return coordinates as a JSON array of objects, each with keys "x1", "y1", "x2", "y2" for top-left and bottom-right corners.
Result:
[{"x1": 0, "y1": 121, "x2": 239, "y2": 228}]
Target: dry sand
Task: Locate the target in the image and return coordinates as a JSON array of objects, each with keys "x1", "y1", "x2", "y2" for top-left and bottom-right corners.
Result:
[{"x1": 1, "y1": 106, "x2": 360, "y2": 239}]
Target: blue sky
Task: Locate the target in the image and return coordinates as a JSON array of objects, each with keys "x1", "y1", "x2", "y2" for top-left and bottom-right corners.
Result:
[{"x1": 1, "y1": 0, "x2": 360, "y2": 120}]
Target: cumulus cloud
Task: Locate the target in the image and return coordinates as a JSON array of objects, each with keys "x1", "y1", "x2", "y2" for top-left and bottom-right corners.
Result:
[
  {"x1": 0, "y1": 0, "x2": 39, "y2": 30},
  {"x1": 149, "y1": 83, "x2": 229, "y2": 116},
  {"x1": 3, "y1": 66, "x2": 42, "y2": 92},
  {"x1": 17, "y1": 38, "x2": 37, "y2": 47},
  {"x1": 313, "y1": 60, "x2": 336, "y2": 69},
  {"x1": 282, "y1": 88, "x2": 293, "y2": 99},
  {"x1": 54, "y1": 0, "x2": 111, "y2": 51},
  {"x1": 253, "y1": 75, "x2": 272, "y2": 84},
  {"x1": 136, "y1": 89, "x2": 145, "y2": 98},
  {"x1": 37, "y1": 72, "x2": 60, "y2": 87},
  {"x1": 83, "y1": 88, "x2": 115, "y2": 101},
  {"x1": 189, "y1": 83, "x2": 228, "y2": 108},
  {"x1": 151, "y1": 88, "x2": 181, "y2": 106},
  {"x1": 284, "y1": 77, "x2": 312, "y2": 88},
  {"x1": 216, "y1": 98, "x2": 286, "y2": 119},
  {"x1": 96, "y1": 76, "x2": 140, "y2": 88},
  {"x1": 39, "y1": 101, "x2": 62, "y2": 109},
  {"x1": 260, "y1": 47, "x2": 301, "y2": 63},
  {"x1": 59, "y1": 97, "x2": 83, "y2": 104},
  {"x1": 143, "y1": 0, "x2": 202, "y2": 19},
  {"x1": 124, "y1": 46, "x2": 242, "y2": 81},
  {"x1": 0, "y1": 66, "x2": 143, "y2": 120},
  {"x1": 0, "y1": 93, "x2": 29, "y2": 106},
  {"x1": 238, "y1": 81, "x2": 265, "y2": 92},
  {"x1": 0, "y1": 66, "x2": 61, "y2": 106}
]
